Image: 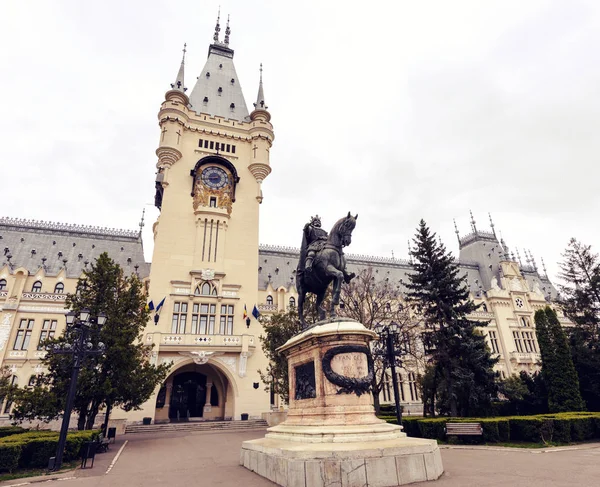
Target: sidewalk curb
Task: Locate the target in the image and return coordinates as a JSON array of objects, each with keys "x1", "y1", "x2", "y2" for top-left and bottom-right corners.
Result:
[{"x1": 439, "y1": 442, "x2": 600, "y2": 453}]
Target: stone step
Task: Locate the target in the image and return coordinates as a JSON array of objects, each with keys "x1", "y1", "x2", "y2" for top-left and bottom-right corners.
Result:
[{"x1": 125, "y1": 419, "x2": 268, "y2": 434}]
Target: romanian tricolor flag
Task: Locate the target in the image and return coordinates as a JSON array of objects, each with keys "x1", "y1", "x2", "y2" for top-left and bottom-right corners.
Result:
[{"x1": 243, "y1": 304, "x2": 248, "y2": 320}]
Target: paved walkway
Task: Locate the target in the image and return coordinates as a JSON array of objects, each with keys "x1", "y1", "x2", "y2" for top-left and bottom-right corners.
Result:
[{"x1": 3, "y1": 429, "x2": 600, "y2": 487}]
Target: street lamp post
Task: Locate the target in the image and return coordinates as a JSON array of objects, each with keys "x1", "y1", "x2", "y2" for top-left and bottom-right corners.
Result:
[
  {"x1": 49, "y1": 309, "x2": 106, "y2": 472},
  {"x1": 374, "y1": 322, "x2": 403, "y2": 426}
]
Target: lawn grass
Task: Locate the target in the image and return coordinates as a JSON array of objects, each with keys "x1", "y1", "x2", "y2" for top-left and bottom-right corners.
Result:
[{"x1": 0, "y1": 460, "x2": 79, "y2": 482}]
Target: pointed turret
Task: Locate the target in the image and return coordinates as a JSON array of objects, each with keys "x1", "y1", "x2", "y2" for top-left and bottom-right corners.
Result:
[
  {"x1": 170, "y1": 43, "x2": 187, "y2": 93},
  {"x1": 188, "y1": 13, "x2": 250, "y2": 121},
  {"x1": 250, "y1": 63, "x2": 270, "y2": 122}
]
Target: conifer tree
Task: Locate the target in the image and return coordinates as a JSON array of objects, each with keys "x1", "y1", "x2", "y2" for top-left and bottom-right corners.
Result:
[
  {"x1": 12, "y1": 253, "x2": 170, "y2": 429},
  {"x1": 535, "y1": 306, "x2": 585, "y2": 412},
  {"x1": 558, "y1": 239, "x2": 600, "y2": 410},
  {"x1": 406, "y1": 220, "x2": 497, "y2": 417}
]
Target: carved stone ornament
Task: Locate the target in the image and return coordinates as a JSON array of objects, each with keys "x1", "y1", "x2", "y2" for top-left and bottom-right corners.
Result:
[
  {"x1": 179, "y1": 350, "x2": 222, "y2": 365},
  {"x1": 322, "y1": 345, "x2": 374, "y2": 396},
  {"x1": 201, "y1": 269, "x2": 216, "y2": 281},
  {"x1": 192, "y1": 179, "x2": 233, "y2": 215},
  {"x1": 214, "y1": 356, "x2": 237, "y2": 374}
]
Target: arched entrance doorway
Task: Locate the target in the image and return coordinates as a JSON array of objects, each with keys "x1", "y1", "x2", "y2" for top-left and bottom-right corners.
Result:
[
  {"x1": 154, "y1": 362, "x2": 233, "y2": 423},
  {"x1": 169, "y1": 372, "x2": 209, "y2": 420}
]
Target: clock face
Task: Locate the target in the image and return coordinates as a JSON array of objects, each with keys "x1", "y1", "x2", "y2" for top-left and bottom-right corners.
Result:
[{"x1": 200, "y1": 166, "x2": 229, "y2": 189}]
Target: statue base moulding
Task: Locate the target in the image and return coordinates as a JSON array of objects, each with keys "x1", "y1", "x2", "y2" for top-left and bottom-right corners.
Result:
[{"x1": 240, "y1": 319, "x2": 444, "y2": 486}]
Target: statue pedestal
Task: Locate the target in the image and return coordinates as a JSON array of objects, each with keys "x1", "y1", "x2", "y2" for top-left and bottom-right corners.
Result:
[{"x1": 240, "y1": 319, "x2": 443, "y2": 486}]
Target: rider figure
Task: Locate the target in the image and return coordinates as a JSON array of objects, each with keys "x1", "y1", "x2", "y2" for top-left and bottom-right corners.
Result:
[{"x1": 304, "y1": 215, "x2": 328, "y2": 272}]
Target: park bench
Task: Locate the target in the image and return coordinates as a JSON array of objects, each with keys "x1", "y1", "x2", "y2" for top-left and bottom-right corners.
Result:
[
  {"x1": 96, "y1": 436, "x2": 110, "y2": 453},
  {"x1": 445, "y1": 422, "x2": 483, "y2": 437}
]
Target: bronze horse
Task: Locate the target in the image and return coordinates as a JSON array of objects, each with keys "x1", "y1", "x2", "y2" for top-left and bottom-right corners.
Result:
[{"x1": 297, "y1": 213, "x2": 358, "y2": 328}]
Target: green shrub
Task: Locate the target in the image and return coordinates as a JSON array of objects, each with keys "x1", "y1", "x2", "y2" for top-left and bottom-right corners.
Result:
[
  {"x1": 0, "y1": 426, "x2": 27, "y2": 439},
  {"x1": 509, "y1": 417, "x2": 543, "y2": 442},
  {"x1": 0, "y1": 443, "x2": 21, "y2": 472},
  {"x1": 479, "y1": 420, "x2": 500, "y2": 442},
  {"x1": 419, "y1": 419, "x2": 447, "y2": 441},
  {"x1": 497, "y1": 420, "x2": 510, "y2": 442},
  {"x1": 401, "y1": 418, "x2": 421, "y2": 438},
  {"x1": 551, "y1": 419, "x2": 571, "y2": 443}
]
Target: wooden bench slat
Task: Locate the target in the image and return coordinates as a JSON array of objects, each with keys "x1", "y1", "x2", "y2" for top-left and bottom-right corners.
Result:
[{"x1": 445, "y1": 422, "x2": 483, "y2": 436}]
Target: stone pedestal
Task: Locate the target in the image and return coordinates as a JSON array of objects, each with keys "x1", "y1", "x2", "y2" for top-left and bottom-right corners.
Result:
[{"x1": 241, "y1": 319, "x2": 443, "y2": 486}]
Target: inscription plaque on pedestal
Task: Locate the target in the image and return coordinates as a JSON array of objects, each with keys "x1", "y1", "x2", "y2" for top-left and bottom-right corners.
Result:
[
  {"x1": 294, "y1": 361, "x2": 316, "y2": 400},
  {"x1": 330, "y1": 352, "x2": 368, "y2": 378}
]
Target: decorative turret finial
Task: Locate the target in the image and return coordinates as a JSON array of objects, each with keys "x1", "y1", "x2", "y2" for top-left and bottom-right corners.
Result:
[
  {"x1": 469, "y1": 210, "x2": 477, "y2": 233},
  {"x1": 541, "y1": 257, "x2": 548, "y2": 278},
  {"x1": 139, "y1": 208, "x2": 146, "y2": 236},
  {"x1": 213, "y1": 8, "x2": 221, "y2": 43},
  {"x1": 408, "y1": 239, "x2": 413, "y2": 263},
  {"x1": 524, "y1": 249, "x2": 531, "y2": 266},
  {"x1": 516, "y1": 248, "x2": 523, "y2": 266},
  {"x1": 170, "y1": 43, "x2": 187, "y2": 92},
  {"x1": 488, "y1": 212, "x2": 496, "y2": 237},
  {"x1": 253, "y1": 63, "x2": 267, "y2": 110},
  {"x1": 453, "y1": 219, "x2": 461, "y2": 245},
  {"x1": 528, "y1": 249, "x2": 538, "y2": 271},
  {"x1": 224, "y1": 14, "x2": 231, "y2": 45},
  {"x1": 511, "y1": 251, "x2": 516, "y2": 262}
]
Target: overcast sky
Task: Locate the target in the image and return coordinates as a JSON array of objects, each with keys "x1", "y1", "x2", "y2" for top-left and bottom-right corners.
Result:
[{"x1": 2, "y1": 0, "x2": 599, "y2": 282}]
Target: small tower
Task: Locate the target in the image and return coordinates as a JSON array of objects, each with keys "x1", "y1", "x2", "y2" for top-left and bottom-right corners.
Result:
[{"x1": 248, "y1": 63, "x2": 274, "y2": 203}]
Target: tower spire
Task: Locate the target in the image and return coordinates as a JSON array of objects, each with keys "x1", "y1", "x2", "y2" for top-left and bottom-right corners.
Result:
[
  {"x1": 453, "y1": 219, "x2": 461, "y2": 245},
  {"x1": 170, "y1": 43, "x2": 187, "y2": 92},
  {"x1": 469, "y1": 210, "x2": 477, "y2": 233},
  {"x1": 138, "y1": 208, "x2": 145, "y2": 238},
  {"x1": 253, "y1": 63, "x2": 266, "y2": 110},
  {"x1": 516, "y1": 248, "x2": 523, "y2": 266},
  {"x1": 213, "y1": 8, "x2": 221, "y2": 43},
  {"x1": 488, "y1": 212, "x2": 496, "y2": 237},
  {"x1": 224, "y1": 14, "x2": 231, "y2": 45},
  {"x1": 541, "y1": 257, "x2": 548, "y2": 278}
]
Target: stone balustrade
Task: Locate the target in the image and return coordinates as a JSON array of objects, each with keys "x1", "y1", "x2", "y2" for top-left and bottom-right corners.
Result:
[{"x1": 155, "y1": 333, "x2": 255, "y2": 348}]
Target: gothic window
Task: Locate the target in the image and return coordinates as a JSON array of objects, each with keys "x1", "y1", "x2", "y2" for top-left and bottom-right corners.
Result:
[
  {"x1": 219, "y1": 304, "x2": 234, "y2": 335},
  {"x1": 28, "y1": 375, "x2": 36, "y2": 387},
  {"x1": 408, "y1": 373, "x2": 418, "y2": 401},
  {"x1": 195, "y1": 282, "x2": 216, "y2": 296},
  {"x1": 0, "y1": 279, "x2": 6, "y2": 291},
  {"x1": 520, "y1": 317, "x2": 529, "y2": 327},
  {"x1": 192, "y1": 303, "x2": 216, "y2": 334},
  {"x1": 171, "y1": 302, "x2": 188, "y2": 334},
  {"x1": 14, "y1": 319, "x2": 34, "y2": 350},
  {"x1": 38, "y1": 319, "x2": 57, "y2": 350},
  {"x1": 513, "y1": 331, "x2": 523, "y2": 353},
  {"x1": 488, "y1": 331, "x2": 499, "y2": 354},
  {"x1": 482, "y1": 304, "x2": 488, "y2": 312},
  {"x1": 209, "y1": 197, "x2": 217, "y2": 208},
  {"x1": 289, "y1": 297, "x2": 296, "y2": 308},
  {"x1": 266, "y1": 295, "x2": 273, "y2": 305},
  {"x1": 54, "y1": 282, "x2": 64, "y2": 294},
  {"x1": 32, "y1": 281, "x2": 42, "y2": 292}
]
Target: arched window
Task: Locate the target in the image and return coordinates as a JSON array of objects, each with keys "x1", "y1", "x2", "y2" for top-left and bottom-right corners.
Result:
[
  {"x1": 28, "y1": 375, "x2": 36, "y2": 387},
  {"x1": 266, "y1": 295, "x2": 273, "y2": 305},
  {"x1": 195, "y1": 282, "x2": 217, "y2": 296},
  {"x1": 521, "y1": 317, "x2": 529, "y2": 327},
  {"x1": 482, "y1": 304, "x2": 488, "y2": 312},
  {"x1": 54, "y1": 282, "x2": 64, "y2": 294},
  {"x1": 0, "y1": 279, "x2": 6, "y2": 291},
  {"x1": 289, "y1": 297, "x2": 296, "y2": 308},
  {"x1": 32, "y1": 281, "x2": 42, "y2": 292}
]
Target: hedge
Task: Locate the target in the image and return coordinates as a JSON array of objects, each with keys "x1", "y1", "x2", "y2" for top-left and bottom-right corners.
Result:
[
  {"x1": 381, "y1": 412, "x2": 600, "y2": 445},
  {"x1": 0, "y1": 426, "x2": 27, "y2": 439},
  {"x1": 0, "y1": 430, "x2": 98, "y2": 472}
]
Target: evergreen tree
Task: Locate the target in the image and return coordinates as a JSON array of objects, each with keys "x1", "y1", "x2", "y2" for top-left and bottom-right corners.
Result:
[
  {"x1": 558, "y1": 239, "x2": 600, "y2": 410},
  {"x1": 535, "y1": 306, "x2": 585, "y2": 412},
  {"x1": 406, "y1": 219, "x2": 498, "y2": 417},
  {"x1": 12, "y1": 253, "x2": 170, "y2": 429}
]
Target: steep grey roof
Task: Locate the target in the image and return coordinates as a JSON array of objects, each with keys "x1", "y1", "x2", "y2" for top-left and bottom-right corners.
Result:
[
  {"x1": 0, "y1": 218, "x2": 150, "y2": 278},
  {"x1": 188, "y1": 43, "x2": 249, "y2": 121},
  {"x1": 258, "y1": 240, "x2": 557, "y2": 301}
]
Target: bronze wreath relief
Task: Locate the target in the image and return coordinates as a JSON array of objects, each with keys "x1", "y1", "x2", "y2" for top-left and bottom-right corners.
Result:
[{"x1": 322, "y1": 345, "x2": 374, "y2": 396}]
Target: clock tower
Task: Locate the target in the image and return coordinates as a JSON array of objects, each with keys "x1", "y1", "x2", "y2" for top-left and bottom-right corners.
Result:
[{"x1": 132, "y1": 17, "x2": 274, "y2": 424}]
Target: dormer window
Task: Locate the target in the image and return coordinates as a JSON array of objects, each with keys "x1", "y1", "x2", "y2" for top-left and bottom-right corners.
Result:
[
  {"x1": 206, "y1": 72, "x2": 210, "y2": 78},
  {"x1": 231, "y1": 78, "x2": 235, "y2": 84},
  {"x1": 230, "y1": 103, "x2": 235, "y2": 110},
  {"x1": 54, "y1": 282, "x2": 64, "y2": 294},
  {"x1": 217, "y1": 87, "x2": 223, "y2": 96},
  {"x1": 32, "y1": 281, "x2": 42, "y2": 293},
  {"x1": 203, "y1": 97, "x2": 209, "y2": 103},
  {"x1": 0, "y1": 279, "x2": 6, "y2": 291},
  {"x1": 266, "y1": 295, "x2": 273, "y2": 305}
]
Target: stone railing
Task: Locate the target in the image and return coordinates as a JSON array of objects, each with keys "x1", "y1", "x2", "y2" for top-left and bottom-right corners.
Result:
[
  {"x1": 258, "y1": 303, "x2": 278, "y2": 312},
  {"x1": 0, "y1": 291, "x2": 7, "y2": 298},
  {"x1": 157, "y1": 334, "x2": 255, "y2": 348},
  {"x1": 468, "y1": 311, "x2": 496, "y2": 320},
  {"x1": 509, "y1": 352, "x2": 541, "y2": 364},
  {"x1": 21, "y1": 292, "x2": 67, "y2": 301}
]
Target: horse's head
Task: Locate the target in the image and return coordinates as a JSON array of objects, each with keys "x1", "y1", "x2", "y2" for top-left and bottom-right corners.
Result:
[{"x1": 330, "y1": 212, "x2": 358, "y2": 248}]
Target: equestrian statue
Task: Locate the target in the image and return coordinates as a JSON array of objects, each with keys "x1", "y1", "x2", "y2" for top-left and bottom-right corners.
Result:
[{"x1": 296, "y1": 213, "x2": 358, "y2": 328}]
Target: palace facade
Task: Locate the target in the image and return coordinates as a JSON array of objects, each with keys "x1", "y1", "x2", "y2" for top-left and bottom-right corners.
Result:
[{"x1": 0, "y1": 22, "x2": 563, "y2": 424}]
